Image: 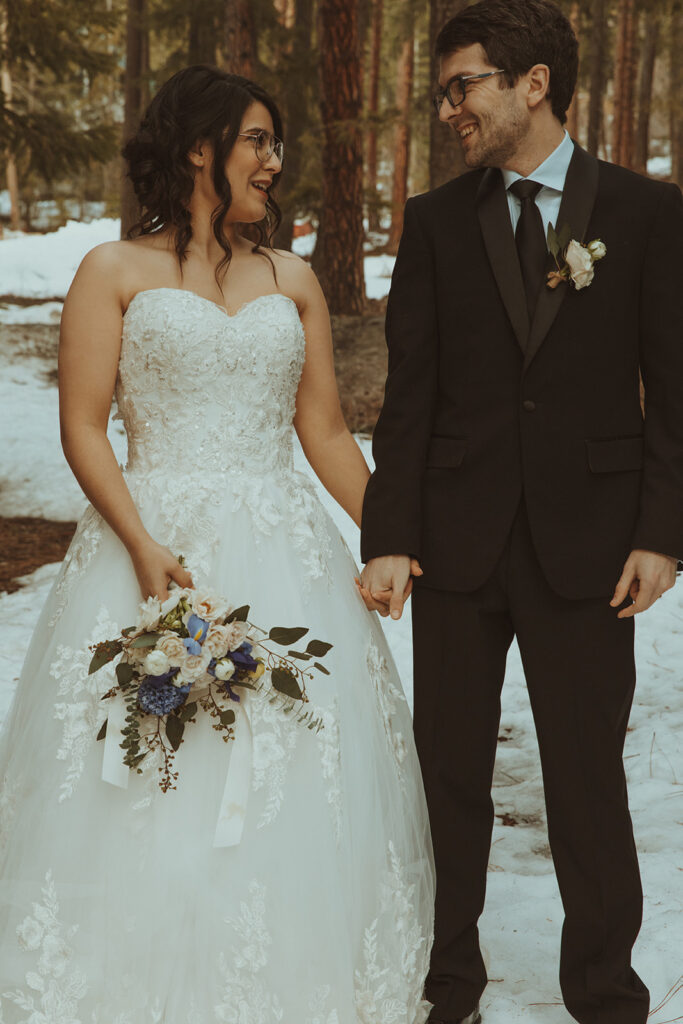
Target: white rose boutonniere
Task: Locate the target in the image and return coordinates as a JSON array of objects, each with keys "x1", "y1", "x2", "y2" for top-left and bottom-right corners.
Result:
[{"x1": 546, "y1": 222, "x2": 606, "y2": 291}]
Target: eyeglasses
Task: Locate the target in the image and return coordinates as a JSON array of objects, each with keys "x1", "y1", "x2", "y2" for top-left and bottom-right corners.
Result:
[
  {"x1": 238, "y1": 129, "x2": 284, "y2": 165},
  {"x1": 433, "y1": 70, "x2": 505, "y2": 115}
]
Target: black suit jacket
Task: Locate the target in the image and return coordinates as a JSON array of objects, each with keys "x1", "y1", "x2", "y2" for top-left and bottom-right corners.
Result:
[{"x1": 361, "y1": 143, "x2": 683, "y2": 599}]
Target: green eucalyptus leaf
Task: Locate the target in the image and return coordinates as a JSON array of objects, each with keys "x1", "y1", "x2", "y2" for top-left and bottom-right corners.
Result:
[
  {"x1": 121, "y1": 626, "x2": 136, "y2": 636},
  {"x1": 177, "y1": 701, "x2": 198, "y2": 722},
  {"x1": 96, "y1": 719, "x2": 107, "y2": 741},
  {"x1": 306, "y1": 639, "x2": 333, "y2": 657},
  {"x1": 287, "y1": 650, "x2": 313, "y2": 660},
  {"x1": 271, "y1": 667, "x2": 303, "y2": 701},
  {"x1": 88, "y1": 640, "x2": 123, "y2": 675},
  {"x1": 268, "y1": 626, "x2": 309, "y2": 646},
  {"x1": 219, "y1": 709, "x2": 236, "y2": 726},
  {"x1": 166, "y1": 715, "x2": 185, "y2": 752},
  {"x1": 314, "y1": 662, "x2": 330, "y2": 675},
  {"x1": 116, "y1": 662, "x2": 134, "y2": 686},
  {"x1": 227, "y1": 605, "x2": 250, "y2": 623},
  {"x1": 557, "y1": 222, "x2": 572, "y2": 251},
  {"x1": 547, "y1": 222, "x2": 560, "y2": 258},
  {"x1": 129, "y1": 632, "x2": 162, "y2": 649}
]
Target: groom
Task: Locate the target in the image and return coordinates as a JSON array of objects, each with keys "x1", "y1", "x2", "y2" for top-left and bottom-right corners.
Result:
[{"x1": 359, "y1": 1, "x2": 683, "y2": 1022}]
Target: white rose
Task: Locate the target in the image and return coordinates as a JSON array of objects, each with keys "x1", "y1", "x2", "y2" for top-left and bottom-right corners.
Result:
[
  {"x1": 204, "y1": 624, "x2": 233, "y2": 658},
  {"x1": 16, "y1": 917, "x2": 43, "y2": 951},
  {"x1": 135, "y1": 596, "x2": 162, "y2": 631},
  {"x1": 565, "y1": 239, "x2": 595, "y2": 290},
  {"x1": 143, "y1": 649, "x2": 170, "y2": 676},
  {"x1": 156, "y1": 633, "x2": 187, "y2": 666},
  {"x1": 179, "y1": 649, "x2": 212, "y2": 683},
  {"x1": 587, "y1": 239, "x2": 606, "y2": 260},
  {"x1": 190, "y1": 591, "x2": 230, "y2": 623},
  {"x1": 214, "y1": 659, "x2": 236, "y2": 681}
]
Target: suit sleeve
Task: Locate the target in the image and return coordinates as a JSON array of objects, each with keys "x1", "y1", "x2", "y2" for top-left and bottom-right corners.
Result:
[
  {"x1": 360, "y1": 196, "x2": 439, "y2": 563},
  {"x1": 631, "y1": 181, "x2": 683, "y2": 562}
]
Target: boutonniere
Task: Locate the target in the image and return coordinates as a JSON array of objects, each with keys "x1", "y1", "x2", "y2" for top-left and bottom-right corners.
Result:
[{"x1": 546, "y1": 222, "x2": 606, "y2": 291}]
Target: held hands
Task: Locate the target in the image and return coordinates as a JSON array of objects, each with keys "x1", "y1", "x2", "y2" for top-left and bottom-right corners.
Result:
[
  {"x1": 130, "y1": 537, "x2": 194, "y2": 601},
  {"x1": 611, "y1": 549, "x2": 677, "y2": 618},
  {"x1": 354, "y1": 555, "x2": 423, "y2": 620}
]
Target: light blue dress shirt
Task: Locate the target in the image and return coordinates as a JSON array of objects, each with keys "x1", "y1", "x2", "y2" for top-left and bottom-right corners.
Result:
[{"x1": 501, "y1": 130, "x2": 575, "y2": 241}]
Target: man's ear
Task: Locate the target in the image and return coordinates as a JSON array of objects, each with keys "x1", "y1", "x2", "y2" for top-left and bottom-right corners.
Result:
[{"x1": 526, "y1": 63, "x2": 551, "y2": 111}]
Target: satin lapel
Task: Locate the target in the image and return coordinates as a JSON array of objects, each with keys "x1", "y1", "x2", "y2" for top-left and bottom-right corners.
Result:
[
  {"x1": 476, "y1": 167, "x2": 529, "y2": 353},
  {"x1": 523, "y1": 144, "x2": 600, "y2": 373}
]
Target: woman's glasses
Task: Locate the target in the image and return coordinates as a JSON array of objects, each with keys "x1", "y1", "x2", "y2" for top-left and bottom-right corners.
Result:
[{"x1": 238, "y1": 129, "x2": 284, "y2": 165}]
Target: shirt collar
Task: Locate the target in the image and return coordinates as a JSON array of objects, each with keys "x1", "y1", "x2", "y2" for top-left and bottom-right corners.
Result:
[{"x1": 501, "y1": 130, "x2": 574, "y2": 195}]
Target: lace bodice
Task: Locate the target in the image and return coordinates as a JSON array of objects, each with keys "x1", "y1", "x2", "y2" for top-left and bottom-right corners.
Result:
[{"x1": 115, "y1": 289, "x2": 306, "y2": 480}]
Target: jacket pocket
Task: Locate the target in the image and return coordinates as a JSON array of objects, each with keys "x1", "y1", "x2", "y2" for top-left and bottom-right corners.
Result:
[
  {"x1": 426, "y1": 437, "x2": 468, "y2": 468},
  {"x1": 586, "y1": 436, "x2": 643, "y2": 473}
]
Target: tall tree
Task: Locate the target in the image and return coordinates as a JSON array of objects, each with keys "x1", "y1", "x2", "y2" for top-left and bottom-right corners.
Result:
[
  {"x1": 189, "y1": 0, "x2": 218, "y2": 63},
  {"x1": 612, "y1": 0, "x2": 638, "y2": 167},
  {"x1": 223, "y1": 0, "x2": 257, "y2": 76},
  {"x1": 565, "y1": 1, "x2": 581, "y2": 141},
  {"x1": 0, "y1": 4, "x2": 20, "y2": 231},
  {"x1": 121, "y1": 0, "x2": 149, "y2": 238},
  {"x1": 387, "y1": 14, "x2": 415, "y2": 254},
  {"x1": 429, "y1": 0, "x2": 467, "y2": 190},
  {"x1": 633, "y1": 6, "x2": 660, "y2": 175},
  {"x1": 586, "y1": 0, "x2": 608, "y2": 157},
  {"x1": 670, "y1": 0, "x2": 683, "y2": 186},
  {"x1": 313, "y1": 0, "x2": 365, "y2": 314},
  {"x1": 366, "y1": 0, "x2": 383, "y2": 231}
]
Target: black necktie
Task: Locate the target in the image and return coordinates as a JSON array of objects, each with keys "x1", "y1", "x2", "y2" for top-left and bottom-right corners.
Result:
[{"x1": 509, "y1": 179, "x2": 546, "y2": 322}]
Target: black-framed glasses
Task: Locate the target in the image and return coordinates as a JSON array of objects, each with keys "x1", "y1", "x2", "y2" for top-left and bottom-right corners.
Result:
[
  {"x1": 433, "y1": 70, "x2": 505, "y2": 115},
  {"x1": 238, "y1": 129, "x2": 284, "y2": 165}
]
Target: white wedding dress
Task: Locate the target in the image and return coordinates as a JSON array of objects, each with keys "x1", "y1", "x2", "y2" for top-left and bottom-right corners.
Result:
[{"x1": 0, "y1": 289, "x2": 434, "y2": 1024}]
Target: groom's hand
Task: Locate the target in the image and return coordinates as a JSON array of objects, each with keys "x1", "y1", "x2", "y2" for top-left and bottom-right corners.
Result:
[
  {"x1": 610, "y1": 549, "x2": 677, "y2": 618},
  {"x1": 355, "y1": 555, "x2": 422, "y2": 619}
]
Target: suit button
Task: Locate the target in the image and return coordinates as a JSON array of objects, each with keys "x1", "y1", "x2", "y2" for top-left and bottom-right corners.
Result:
[{"x1": 522, "y1": 400, "x2": 536, "y2": 412}]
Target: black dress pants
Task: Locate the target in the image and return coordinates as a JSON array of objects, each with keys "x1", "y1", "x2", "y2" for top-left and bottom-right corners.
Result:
[{"x1": 412, "y1": 502, "x2": 649, "y2": 1024}]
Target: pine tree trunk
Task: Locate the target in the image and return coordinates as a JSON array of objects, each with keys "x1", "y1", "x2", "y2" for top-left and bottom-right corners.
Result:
[
  {"x1": 313, "y1": 0, "x2": 365, "y2": 314},
  {"x1": 565, "y1": 1, "x2": 580, "y2": 141},
  {"x1": 387, "y1": 34, "x2": 414, "y2": 254},
  {"x1": 189, "y1": 0, "x2": 217, "y2": 64},
  {"x1": 223, "y1": 0, "x2": 257, "y2": 77},
  {"x1": 272, "y1": 0, "x2": 314, "y2": 251},
  {"x1": 0, "y1": 5, "x2": 20, "y2": 231},
  {"x1": 366, "y1": 0, "x2": 383, "y2": 232},
  {"x1": 670, "y1": 2, "x2": 683, "y2": 186},
  {"x1": 120, "y1": 0, "x2": 149, "y2": 238},
  {"x1": 633, "y1": 10, "x2": 659, "y2": 175},
  {"x1": 612, "y1": 0, "x2": 638, "y2": 168},
  {"x1": 587, "y1": 0, "x2": 608, "y2": 157},
  {"x1": 429, "y1": 0, "x2": 467, "y2": 190}
]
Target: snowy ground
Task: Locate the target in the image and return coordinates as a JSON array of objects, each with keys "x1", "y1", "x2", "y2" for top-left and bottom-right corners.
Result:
[{"x1": 0, "y1": 223, "x2": 681, "y2": 1023}]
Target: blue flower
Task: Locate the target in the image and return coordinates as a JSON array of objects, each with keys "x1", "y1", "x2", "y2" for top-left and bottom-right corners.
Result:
[
  {"x1": 183, "y1": 614, "x2": 209, "y2": 656},
  {"x1": 228, "y1": 642, "x2": 258, "y2": 673},
  {"x1": 137, "y1": 671, "x2": 190, "y2": 716},
  {"x1": 207, "y1": 659, "x2": 241, "y2": 702}
]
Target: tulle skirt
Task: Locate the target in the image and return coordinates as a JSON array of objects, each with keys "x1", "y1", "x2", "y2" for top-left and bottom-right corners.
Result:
[{"x1": 0, "y1": 468, "x2": 435, "y2": 1024}]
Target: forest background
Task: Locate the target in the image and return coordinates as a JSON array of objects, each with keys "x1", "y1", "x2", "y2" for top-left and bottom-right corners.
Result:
[{"x1": 1, "y1": 0, "x2": 682, "y2": 316}]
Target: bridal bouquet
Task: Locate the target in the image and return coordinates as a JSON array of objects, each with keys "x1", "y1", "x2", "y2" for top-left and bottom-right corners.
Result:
[{"x1": 88, "y1": 584, "x2": 332, "y2": 791}]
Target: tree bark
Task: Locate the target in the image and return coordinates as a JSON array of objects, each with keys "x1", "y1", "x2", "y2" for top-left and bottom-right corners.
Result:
[
  {"x1": 565, "y1": 1, "x2": 581, "y2": 141},
  {"x1": 189, "y1": 1, "x2": 217, "y2": 64},
  {"x1": 387, "y1": 33, "x2": 414, "y2": 253},
  {"x1": 313, "y1": 0, "x2": 365, "y2": 314},
  {"x1": 587, "y1": 0, "x2": 608, "y2": 157},
  {"x1": 120, "y1": 0, "x2": 149, "y2": 238},
  {"x1": 366, "y1": 0, "x2": 383, "y2": 232},
  {"x1": 272, "y1": 0, "x2": 314, "y2": 251},
  {"x1": 612, "y1": 0, "x2": 638, "y2": 168},
  {"x1": 223, "y1": 0, "x2": 257, "y2": 78},
  {"x1": 0, "y1": 5, "x2": 20, "y2": 231},
  {"x1": 429, "y1": 0, "x2": 468, "y2": 190},
  {"x1": 633, "y1": 9, "x2": 659, "y2": 175},
  {"x1": 670, "y1": 1, "x2": 683, "y2": 186}
]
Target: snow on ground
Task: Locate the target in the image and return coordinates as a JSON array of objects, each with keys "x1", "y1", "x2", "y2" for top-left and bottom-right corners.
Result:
[
  {"x1": 0, "y1": 218, "x2": 395, "y2": 303},
  {"x1": 0, "y1": 227, "x2": 681, "y2": 1023}
]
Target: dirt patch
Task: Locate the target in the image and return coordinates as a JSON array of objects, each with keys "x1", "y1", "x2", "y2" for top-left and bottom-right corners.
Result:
[
  {"x1": 0, "y1": 516, "x2": 76, "y2": 593},
  {"x1": 330, "y1": 312, "x2": 387, "y2": 435}
]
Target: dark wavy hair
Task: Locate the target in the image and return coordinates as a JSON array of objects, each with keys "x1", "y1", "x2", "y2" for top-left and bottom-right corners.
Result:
[
  {"x1": 122, "y1": 65, "x2": 283, "y2": 281},
  {"x1": 435, "y1": 0, "x2": 578, "y2": 125}
]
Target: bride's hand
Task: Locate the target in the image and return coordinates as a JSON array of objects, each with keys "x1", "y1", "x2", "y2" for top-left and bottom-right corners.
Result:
[{"x1": 129, "y1": 538, "x2": 194, "y2": 601}]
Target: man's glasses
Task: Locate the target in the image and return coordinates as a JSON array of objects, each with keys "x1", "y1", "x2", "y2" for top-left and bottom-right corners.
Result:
[
  {"x1": 433, "y1": 70, "x2": 506, "y2": 115},
  {"x1": 238, "y1": 129, "x2": 284, "y2": 165}
]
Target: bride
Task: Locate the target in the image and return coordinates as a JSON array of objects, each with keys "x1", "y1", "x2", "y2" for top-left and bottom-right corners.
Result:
[{"x1": 0, "y1": 65, "x2": 434, "y2": 1023}]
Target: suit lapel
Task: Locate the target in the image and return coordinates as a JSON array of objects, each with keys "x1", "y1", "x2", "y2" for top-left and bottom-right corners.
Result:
[
  {"x1": 476, "y1": 167, "x2": 529, "y2": 353},
  {"x1": 523, "y1": 143, "x2": 600, "y2": 372}
]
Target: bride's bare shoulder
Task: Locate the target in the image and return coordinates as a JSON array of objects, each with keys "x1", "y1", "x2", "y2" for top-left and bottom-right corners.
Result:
[
  {"x1": 72, "y1": 235, "x2": 176, "y2": 307},
  {"x1": 269, "y1": 248, "x2": 321, "y2": 308}
]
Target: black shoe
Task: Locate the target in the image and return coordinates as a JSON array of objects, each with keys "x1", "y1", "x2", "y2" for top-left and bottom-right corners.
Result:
[{"x1": 428, "y1": 1006, "x2": 481, "y2": 1024}]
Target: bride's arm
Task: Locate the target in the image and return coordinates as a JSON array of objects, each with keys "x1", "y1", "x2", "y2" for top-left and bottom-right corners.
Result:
[
  {"x1": 59, "y1": 243, "x2": 192, "y2": 599},
  {"x1": 289, "y1": 261, "x2": 370, "y2": 528}
]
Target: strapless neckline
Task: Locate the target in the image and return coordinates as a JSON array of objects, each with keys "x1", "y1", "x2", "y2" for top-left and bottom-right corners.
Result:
[{"x1": 124, "y1": 287, "x2": 300, "y2": 321}]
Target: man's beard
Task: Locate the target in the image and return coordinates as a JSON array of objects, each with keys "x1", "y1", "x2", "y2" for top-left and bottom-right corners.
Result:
[{"x1": 462, "y1": 104, "x2": 530, "y2": 170}]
